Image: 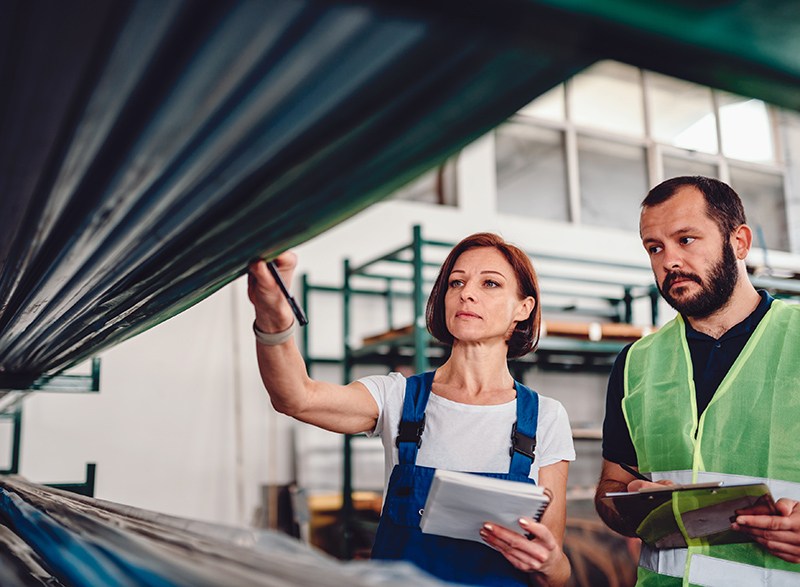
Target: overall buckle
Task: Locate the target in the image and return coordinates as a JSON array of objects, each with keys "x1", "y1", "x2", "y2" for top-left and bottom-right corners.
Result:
[
  {"x1": 509, "y1": 422, "x2": 536, "y2": 461},
  {"x1": 396, "y1": 415, "x2": 426, "y2": 448}
]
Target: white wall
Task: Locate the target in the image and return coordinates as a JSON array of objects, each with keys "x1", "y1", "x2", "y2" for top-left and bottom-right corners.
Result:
[{"x1": 7, "y1": 132, "x2": 800, "y2": 527}]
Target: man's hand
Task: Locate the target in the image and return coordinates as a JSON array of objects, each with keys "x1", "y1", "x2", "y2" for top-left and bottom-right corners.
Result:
[
  {"x1": 627, "y1": 479, "x2": 676, "y2": 492},
  {"x1": 733, "y1": 498, "x2": 800, "y2": 563}
]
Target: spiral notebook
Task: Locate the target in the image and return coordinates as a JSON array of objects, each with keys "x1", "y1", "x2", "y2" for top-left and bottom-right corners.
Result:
[{"x1": 420, "y1": 470, "x2": 550, "y2": 543}]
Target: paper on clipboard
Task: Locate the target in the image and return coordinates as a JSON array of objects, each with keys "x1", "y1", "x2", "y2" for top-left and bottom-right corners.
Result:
[{"x1": 601, "y1": 481, "x2": 778, "y2": 548}]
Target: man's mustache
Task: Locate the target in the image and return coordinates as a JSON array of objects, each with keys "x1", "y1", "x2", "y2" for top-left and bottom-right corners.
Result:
[{"x1": 662, "y1": 271, "x2": 702, "y2": 291}]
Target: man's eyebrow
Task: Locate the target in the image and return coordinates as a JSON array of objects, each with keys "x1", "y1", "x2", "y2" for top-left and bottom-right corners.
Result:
[{"x1": 641, "y1": 226, "x2": 697, "y2": 241}]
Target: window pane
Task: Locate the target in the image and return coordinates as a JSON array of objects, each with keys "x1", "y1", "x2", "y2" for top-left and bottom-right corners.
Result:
[
  {"x1": 647, "y1": 73, "x2": 718, "y2": 154},
  {"x1": 390, "y1": 161, "x2": 457, "y2": 206},
  {"x1": 662, "y1": 155, "x2": 717, "y2": 181},
  {"x1": 718, "y1": 93, "x2": 775, "y2": 163},
  {"x1": 518, "y1": 84, "x2": 565, "y2": 121},
  {"x1": 578, "y1": 136, "x2": 648, "y2": 231},
  {"x1": 569, "y1": 61, "x2": 644, "y2": 137},
  {"x1": 728, "y1": 166, "x2": 788, "y2": 251},
  {"x1": 496, "y1": 123, "x2": 569, "y2": 221}
]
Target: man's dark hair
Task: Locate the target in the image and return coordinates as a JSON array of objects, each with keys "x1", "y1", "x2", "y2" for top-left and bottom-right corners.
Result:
[{"x1": 642, "y1": 176, "x2": 747, "y2": 236}]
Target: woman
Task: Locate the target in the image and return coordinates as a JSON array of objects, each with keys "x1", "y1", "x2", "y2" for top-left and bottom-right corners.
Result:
[{"x1": 248, "y1": 233, "x2": 574, "y2": 586}]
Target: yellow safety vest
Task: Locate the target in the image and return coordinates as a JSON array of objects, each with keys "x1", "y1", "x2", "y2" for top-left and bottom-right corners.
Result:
[{"x1": 623, "y1": 300, "x2": 800, "y2": 586}]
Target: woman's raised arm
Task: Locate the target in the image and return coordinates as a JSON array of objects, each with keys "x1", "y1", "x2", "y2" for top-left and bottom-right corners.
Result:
[{"x1": 248, "y1": 252, "x2": 378, "y2": 434}]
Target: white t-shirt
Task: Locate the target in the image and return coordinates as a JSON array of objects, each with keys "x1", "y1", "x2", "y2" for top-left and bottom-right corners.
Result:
[{"x1": 359, "y1": 372, "x2": 576, "y2": 491}]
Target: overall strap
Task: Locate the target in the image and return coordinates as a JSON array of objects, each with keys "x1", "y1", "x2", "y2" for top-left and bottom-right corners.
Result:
[
  {"x1": 396, "y1": 371, "x2": 435, "y2": 465},
  {"x1": 509, "y1": 381, "x2": 539, "y2": 477}
]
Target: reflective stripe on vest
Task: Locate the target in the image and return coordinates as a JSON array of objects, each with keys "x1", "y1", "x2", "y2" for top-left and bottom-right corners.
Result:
[
  {"x1": 640, "y1": 549, "x2": 800, "y2": 587},
  {"x1": 623, "y1": 300, "x2": 800, "y2": 584}
]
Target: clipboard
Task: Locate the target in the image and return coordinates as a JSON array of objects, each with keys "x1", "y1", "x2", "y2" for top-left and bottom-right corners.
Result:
[{"x1": 600, "y1": 482, "x2": 778, "y2": 548}]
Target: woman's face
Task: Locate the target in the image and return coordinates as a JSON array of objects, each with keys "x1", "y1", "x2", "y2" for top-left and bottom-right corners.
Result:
[{"x1": 443, "y1": 247, "x2": 534, "y2": 345}]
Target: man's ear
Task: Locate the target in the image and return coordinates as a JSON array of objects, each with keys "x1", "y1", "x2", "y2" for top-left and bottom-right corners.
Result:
[{"x1": 732, "y1": 224, "x2": 753, "y2": 260}]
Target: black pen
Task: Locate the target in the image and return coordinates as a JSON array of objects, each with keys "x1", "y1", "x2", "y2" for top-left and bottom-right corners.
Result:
[
  {"x1": 618, "y1": 462, "x2": 650, "y2": 482},
  {"x1": 266, "y1": 260, "x2": 308, "y2": 326}
]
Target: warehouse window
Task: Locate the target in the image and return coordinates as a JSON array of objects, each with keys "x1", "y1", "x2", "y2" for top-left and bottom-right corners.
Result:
[
  {"x1": 390, "y1": 160, "x2": 458, "y2": 206},
  {"x1": 496, "y1": 60, "x2": 790, "y2": 250},
  {"x1": 646, "y1": 73, "x2": 718, "y2": 154},
  {"x1": 496, "y1": 123, "x2": 569, "y2": 221},
  {"x1": 729, "y1": 166, "x2": 788, "y2": 251},
  {"x1": 569, "y1": 61, "x2": 645, "y2": 137},
  {"x1": 578, "y1": 136, "x2": 648, "y2": 231},
  {"x1": 718, "y1": 94, "x2": 775, "y2": 163}
]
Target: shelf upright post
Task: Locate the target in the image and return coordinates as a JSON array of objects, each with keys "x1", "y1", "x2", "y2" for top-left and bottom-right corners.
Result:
[
  {"x1": 1, "y1": 407, "x2": 22, "y2": 474},
  {"x1": 386, "y1": 278, "x2": 395, "y2": 332},
  {"x1": 341, "y1": 257, "x2": 355, "y2": 559},
  {"x1": 648, "y1": 285, "x2": 660, "y2": 326},
  {"x1": 623, "y1": 287, "x2": 633, "y2": 324},
  {"x1": 412, "y1": 225, "x2": 429, "y2": 374}
]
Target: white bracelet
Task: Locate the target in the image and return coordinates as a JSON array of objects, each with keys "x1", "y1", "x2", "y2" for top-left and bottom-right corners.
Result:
[{"x1": 253, "y1": 320, "x2": 296, "y2": 346}]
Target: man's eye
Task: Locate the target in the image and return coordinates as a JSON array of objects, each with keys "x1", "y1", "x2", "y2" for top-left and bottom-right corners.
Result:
[
  {"x1": 647, "y1": 245, "x2": 663, "y2": 255},
  {"x1": 680, "y1": 237, "x2": 696, "y2": 245}
]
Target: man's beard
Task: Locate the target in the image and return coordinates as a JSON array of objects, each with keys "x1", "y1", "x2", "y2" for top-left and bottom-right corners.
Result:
[{"x1": 657, "y1": 242, "x2": 739, "y2": 318}]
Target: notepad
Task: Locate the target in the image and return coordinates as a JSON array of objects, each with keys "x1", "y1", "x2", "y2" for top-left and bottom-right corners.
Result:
[
  {"x1": 420, "y1": 470, "x2": 550, "y2": 543},
  {"x1": 600, "y1": 482, "x2": 777, "y2": 548}
]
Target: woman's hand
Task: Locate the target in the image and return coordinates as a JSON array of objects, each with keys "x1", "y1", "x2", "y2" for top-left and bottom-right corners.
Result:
[
  {"x1": 479, "y1": 518, "x2": 567, "y2": 585},
  {"x1": 247, "y1": 251, "x2": 297, "y2": 332}
]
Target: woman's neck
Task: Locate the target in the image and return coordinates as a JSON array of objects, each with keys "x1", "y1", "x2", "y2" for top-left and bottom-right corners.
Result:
[{"x1": 434, "y1": 343, "x2": 515, "y2": 403}]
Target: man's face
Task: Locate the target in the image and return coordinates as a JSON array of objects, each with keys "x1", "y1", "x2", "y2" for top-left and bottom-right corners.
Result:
[{"x1": 640, "y1": 186, "x2": 739, "y2": 318}]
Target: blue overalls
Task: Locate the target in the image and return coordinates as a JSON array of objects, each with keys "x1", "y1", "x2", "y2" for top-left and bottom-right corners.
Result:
[{"x1": 371, "y1": 371, "x2": 540, "y2": 586}]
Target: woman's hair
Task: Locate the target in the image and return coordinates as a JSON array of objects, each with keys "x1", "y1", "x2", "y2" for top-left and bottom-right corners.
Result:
[{"x1": 426, "y1": 233, "x2": 541, "y2": 358}]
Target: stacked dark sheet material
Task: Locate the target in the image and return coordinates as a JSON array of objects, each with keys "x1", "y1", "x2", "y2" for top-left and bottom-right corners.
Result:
[{"x1": 0, "y1": 477, "x2": 449, "y2": 587}]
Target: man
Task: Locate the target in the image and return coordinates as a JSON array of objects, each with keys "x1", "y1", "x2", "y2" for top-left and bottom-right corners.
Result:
[{"x1": 594, "y1": 176, "x2": 800, "y2": 585}]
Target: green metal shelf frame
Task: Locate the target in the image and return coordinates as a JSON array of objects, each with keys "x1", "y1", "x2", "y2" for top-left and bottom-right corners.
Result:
[{"x1": 0, "y1": 357, "x2": 101, "y2": 497}]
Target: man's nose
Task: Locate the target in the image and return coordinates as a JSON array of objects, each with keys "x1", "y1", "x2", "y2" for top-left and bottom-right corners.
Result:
[{"x1": 661, "y1": 244, "x2": 683, "y2": 270}]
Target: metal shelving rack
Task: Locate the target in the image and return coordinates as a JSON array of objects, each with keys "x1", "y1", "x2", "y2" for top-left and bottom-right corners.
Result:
[{"x1": 1, "y1": 357, "x2": 102, "y2": 496}]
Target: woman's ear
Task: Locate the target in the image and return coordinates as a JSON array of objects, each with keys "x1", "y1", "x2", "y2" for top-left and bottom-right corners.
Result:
[{"x1": 514, "y1": 296, "x2": 535, "y2": 322}]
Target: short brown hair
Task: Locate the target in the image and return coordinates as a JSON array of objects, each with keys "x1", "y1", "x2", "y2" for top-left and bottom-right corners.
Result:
[
  {"x1": 426, "y1": 233, "x2": 541, "y2": 358},
  {"x1": 642, "y1": 176, "x2": 747, "y2": 237}
]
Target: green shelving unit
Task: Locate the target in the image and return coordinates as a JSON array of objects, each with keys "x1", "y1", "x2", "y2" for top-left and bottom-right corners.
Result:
[{"x1": 0, "y1": 357, "x2": 102, "y2": 496}]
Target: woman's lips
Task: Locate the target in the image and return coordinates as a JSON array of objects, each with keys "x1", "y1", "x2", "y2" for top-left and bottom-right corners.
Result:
[{"x1": 456, "y1": 311, "x2": 481, "y2": 319}]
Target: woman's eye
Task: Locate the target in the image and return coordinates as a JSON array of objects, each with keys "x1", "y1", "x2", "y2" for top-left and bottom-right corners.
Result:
[
  {"x1": 484, "y1": 280, "x2": 499, "y2": 288},
  {"x1": 448, "y1": 279, "x2": 463, "y2": 288}
]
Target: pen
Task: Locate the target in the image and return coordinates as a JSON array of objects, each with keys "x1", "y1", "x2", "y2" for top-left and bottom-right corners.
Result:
[
  {"x1": 267, "y1": 260, "x2": 308, "y2": 326},
  {"x1": 618, "y1": 462, "x2": 650, "y2": 482}
]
